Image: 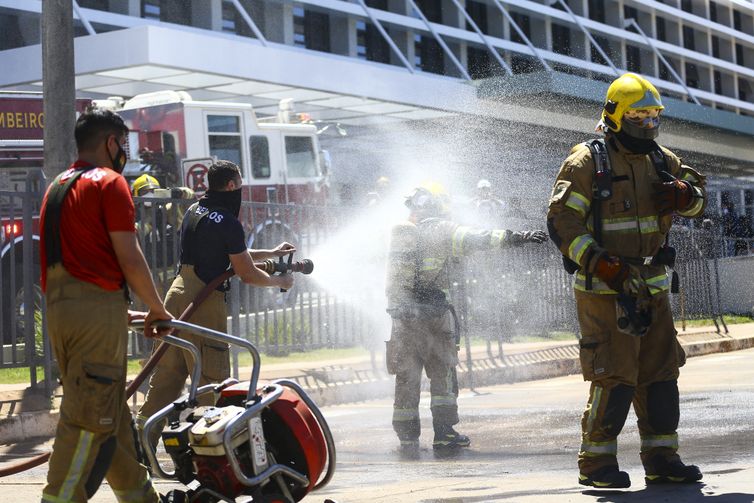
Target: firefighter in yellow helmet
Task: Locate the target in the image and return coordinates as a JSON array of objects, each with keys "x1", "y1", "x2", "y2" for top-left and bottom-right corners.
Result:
[
  {"x1": 386, "y1": 182, "x2": 546, "y2": 454},
  {"x1": 132, "y1": 173, "x2": 160, "y2": 197},
  {"x1": 547, "y1": 73, "x2": 706, "y2": 488}
]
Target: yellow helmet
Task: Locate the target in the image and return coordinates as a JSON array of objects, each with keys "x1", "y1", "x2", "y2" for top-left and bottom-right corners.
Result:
[
  {"x1": 132, "y1": 174, "x2": 160, "y2": 196},
  {"x1": 601, "y1": 73, "x2": 664, "y2": 139},
  {"x1": 405, "y1": 181, "x2": 450, "y2": 217}
]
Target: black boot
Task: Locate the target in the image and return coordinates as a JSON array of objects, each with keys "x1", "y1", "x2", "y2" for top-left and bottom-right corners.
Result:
[
  {"x1": 160, "y1": 489, "x2": 189, "y2": 503},
  {"x1": 432, "y1": 425, "x2": 470, "y2": 450},
  {"x1": 578, "y1": 465, "x2": 631, "y2": 489},
  {"x1": 645, "y1": 455, "x2": 703, "y2": 484}
]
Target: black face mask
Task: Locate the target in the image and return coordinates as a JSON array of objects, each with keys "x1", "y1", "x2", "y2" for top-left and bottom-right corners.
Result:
[
  {"x1": 614, "y1": 130, "x2": 657, "y2": 155},
  {"x1": 108, "y1": 137, "x2": 127, "y2": 173},
  {"x1": 204, "y1": 188, "x2": 242, "y2": 218}
]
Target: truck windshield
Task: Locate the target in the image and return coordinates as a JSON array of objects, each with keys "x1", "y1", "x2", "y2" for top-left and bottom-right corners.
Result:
[
  {"x1": 208, "y1": 115, "x2": 243, "y2": 169},
  {"x1": 284, "y1": 136, "x2": 318, "y2": 178}
]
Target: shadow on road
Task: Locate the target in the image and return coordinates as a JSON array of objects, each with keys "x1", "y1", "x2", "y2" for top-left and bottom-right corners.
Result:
[{"x1": 585, "y1": 482, "x2": 754, "y2": 502}]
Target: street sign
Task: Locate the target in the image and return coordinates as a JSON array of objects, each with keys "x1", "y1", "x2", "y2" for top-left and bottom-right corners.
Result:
[{"x1": 182, "y1": 158, "x2": 213, "y2": 195}]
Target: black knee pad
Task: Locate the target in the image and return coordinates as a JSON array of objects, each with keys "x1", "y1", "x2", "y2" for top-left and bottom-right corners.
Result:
[
  {"x1": 647, "y1": 380, "x2": 680, "y2": 433},
  {"x1": 85, "y1": 435, "x2": 116, "y2": 498},
  {"x1": 602, "y1": 384, "x2": 635, "y2": 437}
]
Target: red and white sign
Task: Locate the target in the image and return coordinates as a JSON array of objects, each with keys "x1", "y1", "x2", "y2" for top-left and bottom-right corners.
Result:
[{"x1": 182, "y1": 158, "x2": 213, "y2": 195}]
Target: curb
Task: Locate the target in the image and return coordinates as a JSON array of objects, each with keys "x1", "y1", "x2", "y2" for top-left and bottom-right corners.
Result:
[{"x1": 2, "y1": 333, "x2": 752, "y2": 446}]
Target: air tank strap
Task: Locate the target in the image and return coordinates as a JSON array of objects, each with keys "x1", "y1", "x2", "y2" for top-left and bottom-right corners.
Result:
[{"x1": 44, "y1": 165, "x2": 95, "y2": 267}]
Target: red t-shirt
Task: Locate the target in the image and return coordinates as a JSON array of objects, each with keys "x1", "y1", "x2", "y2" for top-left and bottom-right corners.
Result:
[{"x1": 40, "y1": 160, "x2": 136, "y2": 292}]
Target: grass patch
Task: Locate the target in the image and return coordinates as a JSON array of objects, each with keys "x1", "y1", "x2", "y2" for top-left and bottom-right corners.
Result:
[
  {"x1": 680, "y1": 314, "x2": 752, "y2": 328},
  {"x1": 0, "y1": 366, "x2": 47, "y2": 384}
]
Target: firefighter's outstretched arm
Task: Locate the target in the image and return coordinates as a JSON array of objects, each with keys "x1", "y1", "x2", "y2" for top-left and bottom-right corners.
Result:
[
  {"x1": 230, "y1": 249, "x2": 294, "y2": 289},
  {"x1": 446, "y1": 224, "x2": 546, "y2": 257},
  {"x1": 249, "y1": 241, "x2": 296, "y2": 260},
  {"x1": 653, "y1": 151, "x2": 707, "y2": 218}
]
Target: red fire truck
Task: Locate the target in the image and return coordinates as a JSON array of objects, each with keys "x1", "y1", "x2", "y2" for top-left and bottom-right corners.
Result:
[
  {"x1": 0, "y1": 92, "x2": 91, "y2": 342},
  {"x1": 96, "y1": 90, "x2": 331, "y2": 203}
]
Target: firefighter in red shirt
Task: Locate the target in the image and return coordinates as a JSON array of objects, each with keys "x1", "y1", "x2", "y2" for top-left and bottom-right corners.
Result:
[{"x1": 40, "y1": 109, "x2": 172, "y2": 503}]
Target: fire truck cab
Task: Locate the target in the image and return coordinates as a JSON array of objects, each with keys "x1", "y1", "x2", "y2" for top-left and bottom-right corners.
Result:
[{"x1": 97, "y1": 91, "x2": 331, "y2": 206}]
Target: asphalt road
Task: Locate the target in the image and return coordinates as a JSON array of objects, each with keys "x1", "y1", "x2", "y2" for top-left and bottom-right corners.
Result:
[{"x1": 2, "y1": 348, "x2": 754, "y2": 502}]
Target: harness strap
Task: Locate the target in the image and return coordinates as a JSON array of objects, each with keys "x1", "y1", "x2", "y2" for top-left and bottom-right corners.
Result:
[{"x1": 44, "y1": 165, "x2": 96, "y2": 267}]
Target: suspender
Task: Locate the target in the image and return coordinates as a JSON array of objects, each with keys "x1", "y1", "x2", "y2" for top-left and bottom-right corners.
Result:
[{"x1": 44, "y1": 165, "x2": 95, "y2": 267}]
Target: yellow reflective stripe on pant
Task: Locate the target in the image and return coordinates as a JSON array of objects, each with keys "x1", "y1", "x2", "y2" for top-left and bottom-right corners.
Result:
[
  {"x1": 568, "y1": 235, "x2": 595, "y2": 265},
  {"x1": 430, "y1": 394, "x2": 456, "y2": 408},
  {"x1": 580, "y1": 439, "x2": 618, "y2": 457},
  {"x1": 60, "y1": 430, "x2": 95, "y2": 502},
  {"x1": 42, "y1": 493, "x2": 74, "y2": 503},
  {"x1": 585, "y1": 385, "x2": 603, "y2": 434},
  {"x1": 641, "y1": 433, "x2": 679, "y2": 451},
  {"x1": 565, "y1": 191, "x2": 590, "y2": 217},
  {"x1": 392, "y1": 408, "x2": 420, "y2": 422}
]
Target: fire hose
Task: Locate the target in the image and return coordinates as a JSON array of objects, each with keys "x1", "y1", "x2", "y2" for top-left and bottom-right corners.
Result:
[{"x1": 0, "y1": 254, "x2": 313, "y2": 478}]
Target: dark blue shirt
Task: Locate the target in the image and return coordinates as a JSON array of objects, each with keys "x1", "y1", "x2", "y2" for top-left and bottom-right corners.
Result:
[{"x1": 179, "y1": 203, "x2": 246, "y2": 286}]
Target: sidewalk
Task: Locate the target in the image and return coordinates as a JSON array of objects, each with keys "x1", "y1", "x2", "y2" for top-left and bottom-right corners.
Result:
[{"x1": 0, "y1": 322, "x2": 752, "y2": 446}]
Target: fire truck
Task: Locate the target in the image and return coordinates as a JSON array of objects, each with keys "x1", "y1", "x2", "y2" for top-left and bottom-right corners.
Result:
[
  {"x1": 0, "y1": 92, "x2": 91, "y2": 342},
  {"x1": 95, "y1": 90, "x2": 332, "y2": 247}
]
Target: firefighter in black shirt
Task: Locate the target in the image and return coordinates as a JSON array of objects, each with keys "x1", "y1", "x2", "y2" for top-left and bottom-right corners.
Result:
[{"x1": 136, "y1": 160, "x2": 293, "y2": 443}]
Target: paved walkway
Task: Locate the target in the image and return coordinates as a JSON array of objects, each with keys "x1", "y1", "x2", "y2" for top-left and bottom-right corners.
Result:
[{"x1": 0, "y1": 321, "x2": 750, "y2": 445}]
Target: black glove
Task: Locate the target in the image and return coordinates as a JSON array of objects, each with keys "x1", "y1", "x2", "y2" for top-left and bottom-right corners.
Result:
[{"x1": 507, "y1": 230, "x2": 548, "y2": 246}]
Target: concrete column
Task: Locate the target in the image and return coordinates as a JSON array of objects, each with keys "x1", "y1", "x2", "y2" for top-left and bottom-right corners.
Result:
[
  {"x1": 330, "y1": 15, "x2": 354, "y2": 56},
  {"x1": 264, "y1": 2, "x2": 294, "y2": 45},
  {"x1": 42, "y1": 0, "x2": 77, "y2": 179},
  {"x1": 109, "y1": 0, "x2": 139, "y2": 16},
  {"x1": 192, "y1": 0, "x2": 222, "y2": 31}
]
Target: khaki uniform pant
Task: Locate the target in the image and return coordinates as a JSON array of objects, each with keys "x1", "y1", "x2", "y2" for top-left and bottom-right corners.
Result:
[
  {"x1": 575, "y1": 290, "x2": 687, "y2": 475},
  {"x1": 42, "y1": 266, "x2": 158, "y2": 503},
  {"x1": 386, "y1": 312, "x2": 459, "y2": 440},
  {"x1": 137, "y1": 266, "x2": 229, "y2": 443}
]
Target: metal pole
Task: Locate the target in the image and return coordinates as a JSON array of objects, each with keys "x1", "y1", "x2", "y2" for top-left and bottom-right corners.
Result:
[
  {"x1": 448, "y1": 0, "x2": 513, "y2": 76},
  {"x1": 624, "y1": 18, "x2": 702, "y2": 106},
  {"x1": 406, "y1": 0, "x2": 471, "y2": 80},
  {"x1": 230, "y1": 277, "x2": 242, "y2": 380},
  {"x1": 490, "y1": 0, "x2": 552, "y2": 72},
  {"x1": 72, "y1": 0, "x2": 96, "y2": 36},
  {"x1": 229, "y1": 0, "x2": 268, "y2": 46},
  {"x1": 553, "y1": 0, "x2": 620, "y2": 76},
  {"x1": 355, "y1": 0, "x2": 415, "y2": 73},
  {"x1": 42, "y1": 0, "x2": 77, "y2": 181}
]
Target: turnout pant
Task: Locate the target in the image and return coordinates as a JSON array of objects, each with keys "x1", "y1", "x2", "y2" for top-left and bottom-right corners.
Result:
[
  {"x1": 137, "y1": 266, "x2": 229, "y2": 444},
  {"x1": 575, "y1": 290, "x2": 687, "y2": 476},
  {"x1": 386, "y1": 312, "x2": 459, "y2": 440},
  {"x1": 43, "y1": 266, "x2": 159, "y2": 503}
]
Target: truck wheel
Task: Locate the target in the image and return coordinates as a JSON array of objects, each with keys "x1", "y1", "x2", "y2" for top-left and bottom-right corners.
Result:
[{"x1": 1, "y1": 252, "x2": 41, "y2": 347}]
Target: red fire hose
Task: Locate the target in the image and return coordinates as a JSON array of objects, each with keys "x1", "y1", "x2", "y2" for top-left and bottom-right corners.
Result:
[{"x1": 0, "y1": 269, "x2": 234, "y2": 477}]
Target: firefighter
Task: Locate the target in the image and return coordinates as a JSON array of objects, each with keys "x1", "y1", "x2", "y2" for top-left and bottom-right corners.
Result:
[
  {"x1": 385, "y1": 182, "x2": 546, "y2": 453},
  {"x1": 132, "y1": 173, "x2": 160, "y2": 197},
  {"x1": 471, "y1": 178, "x2": 507, "y2": 230},
  {"x1": 547, "y1": 73, "x2": 706, "y2": 488},
  {"x1": 136, "y1": 160, "x2": 294, "y2": 446},
  {"x1": 40, "y1": 109, "x2": 172, "y2": 502}
]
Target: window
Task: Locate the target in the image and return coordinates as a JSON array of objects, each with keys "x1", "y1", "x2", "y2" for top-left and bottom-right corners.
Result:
[
  {"x1": 710, "y1": 2, "x2": 718, "y2": 23},
  {"x1": 623, "y1": 6, "x2": 638, "y2": 24},
  {"x1": 591, "y1": 36, "x2": 611, "y2": 66},
  {"x1": 626, "y1": 45, "x2": 641, "y2": 73},
  {"x1": 79, "y1": 0, "x2": 108, "y2": 10},
  {"x1": 685, "y1": 63, "x2": 699, "y2": 88},
  {"x1": 734, "y1": 10, "x2": 742, "y2": 31},
  {"x1": 656, "y1": 17, "x2": 666, "y2": 42},
  {"x1": 249, "y1": 136, "x2": 271, "y2": 179},
  {"x1": 683, "y1": 26, "x2": 695, "y2": 51},
  {"x1": 466, "y1": 0, "x2": 488, "y2": 34},
  {"x1": 681, "y1": 0, "x2": 693, "y2": 14},
  {"x1": 551, "y1": 24, "x2": 571, "y2": 56},
  {"x1": 304, "y1": 10, "x2": 330, "y2": 52},
  {"x1": 712, "y1": 36, "x2": 720, "y2": 58},
  {"x1": 739, "y1": 78, "x2": 751, "y2": 101},
  {"x1": 509, "y1": 12, "x2": 530, "y2": 45},
  {"x1": 142, "y1": 0, "x2": 160, "y2": 19},
  {"x1": 736, "y1": 43, "x2": 744, "y2": 66},
  {"x1": 207, "y1": 115, "x2": 243, "y2": 169},
  {"x1": 588, "y1": 0, "x2": 605, "y2": 23},
  {"x1": 714, "y1": 70, "x2": 722, "y2": 94},
  {"x1": 284, "y1": 136, "x2": 318, "y2": 178}
]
